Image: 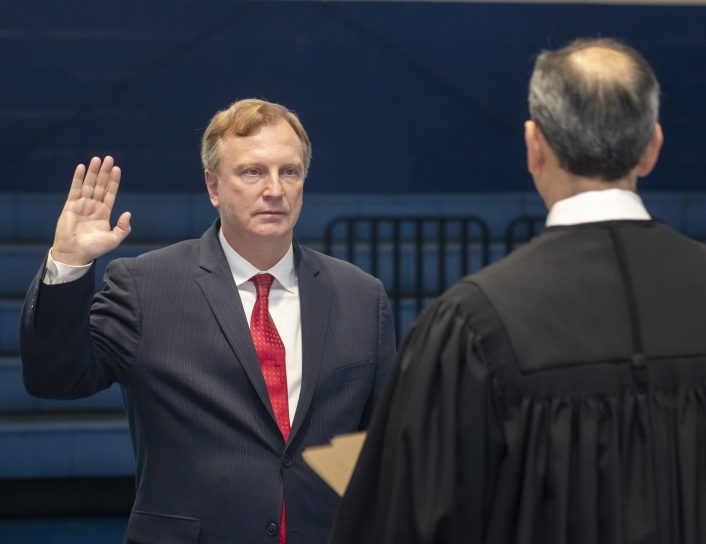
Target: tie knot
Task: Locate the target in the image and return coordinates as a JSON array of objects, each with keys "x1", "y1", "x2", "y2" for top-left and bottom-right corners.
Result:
[{"x1": 251, "y1": 273, "x2": 275, "y2": 298}]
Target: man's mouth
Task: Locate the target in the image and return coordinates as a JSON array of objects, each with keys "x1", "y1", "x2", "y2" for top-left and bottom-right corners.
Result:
[{"x1": 256, "y1": 210, "x2": 285, "y2": 216}]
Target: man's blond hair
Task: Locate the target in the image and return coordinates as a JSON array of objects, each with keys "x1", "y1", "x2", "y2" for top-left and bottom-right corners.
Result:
[{"x1": 201, "y1": 98, "x2": 312, "y2": 173}]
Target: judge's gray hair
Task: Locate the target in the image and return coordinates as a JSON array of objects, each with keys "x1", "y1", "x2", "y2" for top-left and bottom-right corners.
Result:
[{"x1": 529, "y1": 38, "x2": 660, "y2": 181}]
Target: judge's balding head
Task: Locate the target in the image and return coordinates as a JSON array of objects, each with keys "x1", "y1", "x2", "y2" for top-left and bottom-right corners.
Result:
[{"x1": 528, "y1": 38, "x2": 660, "y2": 182}]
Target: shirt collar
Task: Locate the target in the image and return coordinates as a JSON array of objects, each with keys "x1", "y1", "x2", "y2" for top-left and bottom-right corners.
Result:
[
  {"x1": 546, "y1": 188, "x2": 651, "y2": 227},
  {"x1": 218, "y1": 229, "x2": 297, "y2": 293}
]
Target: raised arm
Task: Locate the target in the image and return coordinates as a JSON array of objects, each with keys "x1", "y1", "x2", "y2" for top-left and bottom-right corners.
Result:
[{"x1": 52, "y1": 155, "x2": 132, "y2": 265}]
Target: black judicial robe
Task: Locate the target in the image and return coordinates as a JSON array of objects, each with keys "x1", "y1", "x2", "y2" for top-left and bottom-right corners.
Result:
[{"x1": 329, "y1": 220, "x2": 706, "y2": 544}]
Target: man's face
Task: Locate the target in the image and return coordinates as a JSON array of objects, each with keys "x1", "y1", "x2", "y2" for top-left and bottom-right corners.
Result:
[{"x1": 205, "y1": 120, "x2": 305, "y2": 249}]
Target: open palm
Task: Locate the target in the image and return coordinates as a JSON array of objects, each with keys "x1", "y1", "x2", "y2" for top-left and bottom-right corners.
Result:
[{"x1": 52, "y1": 156, "x2": 132, "y2": 265}]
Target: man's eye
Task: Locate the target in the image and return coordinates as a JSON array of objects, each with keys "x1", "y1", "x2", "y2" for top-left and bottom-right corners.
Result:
[
  {"x1": 281, "y1": 168, "x2": 299, "y2": 177},
  {"x1": 242, "y1": 168, "x2": 261, "y2": 177}
]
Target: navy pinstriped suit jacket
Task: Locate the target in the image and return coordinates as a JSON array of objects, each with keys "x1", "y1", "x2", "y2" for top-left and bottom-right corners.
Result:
[{"x1": 20, "y1": 221, "x2": 396, "y2": 544}]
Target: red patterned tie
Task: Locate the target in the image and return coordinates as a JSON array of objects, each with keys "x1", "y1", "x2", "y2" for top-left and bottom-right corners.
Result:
[{"x1": 250, "y1": 273, "x2": 290, "y2": 544}]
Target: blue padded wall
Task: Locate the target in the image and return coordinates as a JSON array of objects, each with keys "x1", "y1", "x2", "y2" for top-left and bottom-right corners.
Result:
[{"x1": 1, "y1": 1, "x2": 706, "y2": 194}]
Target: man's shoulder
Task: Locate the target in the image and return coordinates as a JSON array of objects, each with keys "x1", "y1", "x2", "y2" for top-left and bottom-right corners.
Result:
[
  {"x1": 629, "y1": 220, "x2": 706, "y2": 252},
  {"x1": 108, "y1": 237, "x2": 202, "y2": 274},
  {"x1": 467, "y1": 220, "x2": 678, "y2": 289},
  {"x1": 432, "y1": 279, "x2": 493, "y2": 324},
  {"x1": 467, "y1": 229, "x2": 557, "y2": 289},
  {"x1": 139, "y1": 237, "x2": 201, "y2": 260},
  {"x1": 297, "y1": 244, "x2": 381, "y2": 286}
]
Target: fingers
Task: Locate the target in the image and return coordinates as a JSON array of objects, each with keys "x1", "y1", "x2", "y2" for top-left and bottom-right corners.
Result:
[
  {"x1": 93, "y1": 155, "x2": 115, "y2": 202},
  {"x1": 103, "y1": 164, "x2": 122, "y2": 212},
  {"x1": 79, "y1": 156, "x2": 116, "y2": 202},
  {"x1": 80, "y1": 156, "x2": 102, "y2": 199},
  {"x1": 67, "y1": 164, "x2": 86, "y2": 202},
  {"x1": 67, "y1": 155, "x2": 121, "y2": 210}
]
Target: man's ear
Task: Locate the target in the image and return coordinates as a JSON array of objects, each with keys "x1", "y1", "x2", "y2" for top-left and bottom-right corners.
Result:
[
  {"x1": 524, "y1": 120, "x2": 545, "y2": 175},
  {"x1": 204, "y1": 170, "x2": 220, "y2": 208},
  {"x1": 635, "y1": 123, "x2": 664, "y2": 178}
]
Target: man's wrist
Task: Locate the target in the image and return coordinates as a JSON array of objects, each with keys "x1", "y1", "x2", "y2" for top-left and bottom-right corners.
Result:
[
  {"x1": 50, "y1": 248, "x2": 93, "y2": 267},
  {"x1": 43, "y1": 248, "x2": 93, "y2": 285}
]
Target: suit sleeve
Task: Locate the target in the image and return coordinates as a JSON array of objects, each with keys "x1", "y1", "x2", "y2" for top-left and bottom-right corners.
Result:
[
  {"x1": 359, "y1": 279, "x2": 397, "y2": 429},
  {"x1": 329, "y1": 298, "x2": 502, "y2": 544},
  {"x1": 21, "y1": 257, "x2": 140, "y2": 399}
]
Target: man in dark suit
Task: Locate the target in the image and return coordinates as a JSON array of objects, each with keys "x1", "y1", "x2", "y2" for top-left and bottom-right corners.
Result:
[
  {"x1": 329, "y1": 38, "x2": 706, "y2": 543},
  {"x1": 20, "y1": 98, "x2": 396, "y2": 544}
]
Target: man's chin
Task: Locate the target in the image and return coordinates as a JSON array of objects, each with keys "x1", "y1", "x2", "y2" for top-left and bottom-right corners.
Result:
[{"x1": 252, "y1": 226, "x2": 294, "y2": 240}]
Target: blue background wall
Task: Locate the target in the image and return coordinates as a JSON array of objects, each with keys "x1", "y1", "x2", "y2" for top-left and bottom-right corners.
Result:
[
  {"x1": 2, "y1": 0, "x2": 706, "y2": 195},
  {"x1": 3, "y1": 2, "x2": 706, "y2": 541}
]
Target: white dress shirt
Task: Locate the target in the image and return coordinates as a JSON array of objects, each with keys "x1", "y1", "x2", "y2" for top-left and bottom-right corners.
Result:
[
  {"x1": 43, "y1": 230, "x2": 303, "y2": 424},
  {"x1": 217, "y1": 229, "x2": 302, "y2": 424},
  {"x1": 546, "y1": 188, "x2": 651, "y2": 226}
]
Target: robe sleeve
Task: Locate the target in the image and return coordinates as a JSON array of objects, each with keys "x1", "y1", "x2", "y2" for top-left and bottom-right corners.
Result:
[{"x1": 329, "y1": 298, "x2": 503, "y2": 544}]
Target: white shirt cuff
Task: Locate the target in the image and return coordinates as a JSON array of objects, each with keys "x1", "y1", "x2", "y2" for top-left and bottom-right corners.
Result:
[{"x1": 43, "y1": 249, "x2": 93, "y2": 285}]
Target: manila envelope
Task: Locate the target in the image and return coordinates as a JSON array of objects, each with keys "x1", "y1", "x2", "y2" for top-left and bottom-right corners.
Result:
[{"x1": 302, "y1": 432, "x2": 366, "y2": 496}]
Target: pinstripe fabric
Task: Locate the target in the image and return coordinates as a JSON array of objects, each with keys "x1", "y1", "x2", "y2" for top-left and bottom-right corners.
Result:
[{"x1": 20, "y1": 221, "x2": 396, "y2": 544}]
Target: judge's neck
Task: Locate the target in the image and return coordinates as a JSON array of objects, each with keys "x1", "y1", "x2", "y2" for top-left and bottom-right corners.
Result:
[{"x1": 542, "y1": 172, "x2": 638, "y2": 210}]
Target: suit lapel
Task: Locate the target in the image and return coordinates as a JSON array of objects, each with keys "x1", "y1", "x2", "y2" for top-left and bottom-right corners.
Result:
[
  {"x1": 290, "y1": 243, "x2": 332, "y2": 442},
  {"x1": 194, "y1": 223, "x2": 276, "y2": 423}
]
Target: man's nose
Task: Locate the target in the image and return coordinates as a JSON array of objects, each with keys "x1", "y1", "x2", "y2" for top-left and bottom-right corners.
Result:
[{"x1": 263, "y1": 172, "x2": 284, "y2": 197}]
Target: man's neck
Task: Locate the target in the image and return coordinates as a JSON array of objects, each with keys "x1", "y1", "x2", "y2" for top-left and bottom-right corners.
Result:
[
  {"x1": 221, "y1": 230, "x2": 292, "y2": 271},
  {"x1": 542, "y1": 171, "x2": 638, "y2": 209}
]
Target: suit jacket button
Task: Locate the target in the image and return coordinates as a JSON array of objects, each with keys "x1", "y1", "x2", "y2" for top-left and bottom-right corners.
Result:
[
  {"x1": 265, "y1": 521, "x2": 279, "y2": 536},
  {"x1": 283, "y1": 456, "x2": 292, "y2": 468}
]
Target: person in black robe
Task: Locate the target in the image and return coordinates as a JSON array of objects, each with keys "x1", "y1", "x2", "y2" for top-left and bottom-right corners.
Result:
[{"x1": 328, "y1": 38, "x2": 706, "y2": 544}]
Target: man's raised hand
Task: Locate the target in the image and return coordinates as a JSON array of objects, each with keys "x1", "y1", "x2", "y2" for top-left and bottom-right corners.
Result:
[{"x1": 51, "y1": 156, "x2": 132, "y2": 265}]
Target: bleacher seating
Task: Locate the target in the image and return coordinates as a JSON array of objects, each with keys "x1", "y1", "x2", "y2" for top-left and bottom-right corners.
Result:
[
  {"x1": 2, "y1": 190, "x2": 706, "y2": 494},
  {"x1": 0, "y1": 193, "x2": 216, "y2": 488}
]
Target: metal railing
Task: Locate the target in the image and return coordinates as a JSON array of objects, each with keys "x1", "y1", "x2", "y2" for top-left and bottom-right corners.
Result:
[{"x1": 324, "y1": 216, "x2": 491, "y2": 339}]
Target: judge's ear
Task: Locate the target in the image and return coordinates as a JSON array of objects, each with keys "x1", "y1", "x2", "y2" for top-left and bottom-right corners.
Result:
[
  {"x1": 204, "y1": 170, "x2": 220, "y2": 208},
  {"x1": 635, "y1": 123, "x2": 664, "y2": 178},
  {"x1": 524, "y1": 120, "x2": 545, "y2": 176}
]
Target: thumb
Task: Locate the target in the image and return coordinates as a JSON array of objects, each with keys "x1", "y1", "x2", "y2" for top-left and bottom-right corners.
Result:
[{"x1": 113, "y1": 211, "x2": 132, "y2": 241}]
